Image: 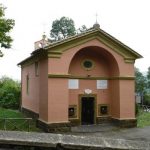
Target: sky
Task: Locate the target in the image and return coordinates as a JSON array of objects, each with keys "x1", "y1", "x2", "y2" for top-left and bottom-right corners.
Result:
[{"x1": 0, "y1": 0, "x2": 150, "y2": 80}]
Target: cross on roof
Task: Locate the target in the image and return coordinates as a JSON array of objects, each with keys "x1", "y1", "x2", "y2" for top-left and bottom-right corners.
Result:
[{"x1": 95, "y1": 13, "x2": 98, "y2": 23}]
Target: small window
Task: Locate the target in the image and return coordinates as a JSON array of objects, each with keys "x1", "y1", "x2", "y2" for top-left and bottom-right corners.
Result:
[
  {"x1": 35, "y1": 62, "x2": 39, "y2": 76},
  {"x1": 68, "y1": 79, "x2": 79, "y2": 89},
  {"x1": 68, "y1": 105, "x2": 77, "y2": 118},
  {"x1": 97, "y1": 80, "x2": 108, "y2": 89},
  {"x1": 26, "y1": 75, "x2": 29, "y2": 95},
  {"x1": 82, "y1": 59, "x2": 94, "y2": 70},
  {"x1": 98, "y1": 104, "x2": 109, "y2": 116}
]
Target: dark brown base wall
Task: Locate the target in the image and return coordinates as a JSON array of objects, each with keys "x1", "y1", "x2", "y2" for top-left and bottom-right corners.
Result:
[
  {"x1": 69, "y1": 117, "x2": 137, "y2": 128},
  {"x1": 21, "y1": 107, "x2": 137, "y2": 131},
  {"x1": 111, "y1": 118, "x2": 137, "y2": 128},
  {"x1": 96, "y1": 116, "x2": 111, "y2": 124},
  {"x1": 21, "y1": 107, "x2": 39, "y2": 119},
  {"x1": 37, "y1": 119, "x2": 71, "y2": 132},
  {"x1": 69, "y1": 119, "x2": 80, "y2": 126}
]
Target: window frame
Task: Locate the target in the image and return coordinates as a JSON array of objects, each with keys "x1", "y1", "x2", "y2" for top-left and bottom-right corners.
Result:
[
  {"x1": 68, "y1": 79, "x2": 79, "y2": 89},
  {"x1": 35, "y1": 61, "x2": 39, "y2": 76},
  {"x1": 81, "y1": 59, "x2": 94, "y2": 70},
  {"x1": 98, "y1": 104, "x2": 109, "y2": 116},
  {"x1": 26, "y1": 75, "x2": 29, "y2": 95},
  {"x1": 97, "y1": 80, "x2": 108, "y2": 89},
  {"x1": 68, "y1": 105, "x2": 77, "y2": 118}
]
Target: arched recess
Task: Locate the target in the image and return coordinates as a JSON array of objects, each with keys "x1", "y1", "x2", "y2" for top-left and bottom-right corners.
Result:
[{"x1": 68, "y1": 46, "x2": 120, "y2": 77}]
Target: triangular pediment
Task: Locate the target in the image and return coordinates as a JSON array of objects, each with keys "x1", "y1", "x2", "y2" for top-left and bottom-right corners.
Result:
[
  {"x1": 45, "y1": 28, "x2": 142, "y2": 62},
  {"x1": 18, "y1": 28, "x2": 142, "y2": 66}
]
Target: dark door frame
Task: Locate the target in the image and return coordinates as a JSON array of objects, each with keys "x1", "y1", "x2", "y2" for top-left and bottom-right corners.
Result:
[{"x1": 79, "y1": 94, "x2": 97, "y2": 125}]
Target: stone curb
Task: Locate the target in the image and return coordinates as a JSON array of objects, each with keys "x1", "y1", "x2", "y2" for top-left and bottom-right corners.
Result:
[{"x1": 0, "y1": 131, "x2": 150, "y2": 149}]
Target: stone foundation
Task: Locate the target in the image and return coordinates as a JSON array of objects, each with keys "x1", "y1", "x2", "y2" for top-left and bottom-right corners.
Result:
[
  {"x1": 21, "y1": 107, "x2": 39, "y2": 119},
  {"x1": 37, "y1": 119, "x2": 71, "y2": 132},
  {"x1": 69, "y1": 119, "x2": 80, "y2": 126},
  {"x1": 96, "y1": 116, "x2": 111, "y2": 124},
  {"x1": 21, "y1": 107, "x2": 137, "y2": 131},
  {"x1": 112, "y1": 118, "x2": 137, "y2": 128}
]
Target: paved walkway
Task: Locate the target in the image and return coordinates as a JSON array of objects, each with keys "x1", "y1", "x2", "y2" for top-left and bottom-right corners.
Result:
[
  {"x1": 0, "y1": 125, "x2": 150, "y2": 149},
  {"x1": 71, "y1": 124, "x2": 150, "y2": 142},
  {"x1": 71, "y1": 123, "x2": 118, "y2": 132},
  {"x1": 0, "y1": 129, "x2": 150, "y2": 150}
]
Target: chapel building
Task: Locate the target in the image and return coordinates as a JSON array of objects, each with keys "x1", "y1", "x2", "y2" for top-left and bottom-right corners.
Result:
[{"x1": 18, "y1": 23, "x2": 142, "y2": 132}]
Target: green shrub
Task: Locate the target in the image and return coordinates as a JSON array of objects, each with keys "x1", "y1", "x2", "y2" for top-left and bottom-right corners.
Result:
[
  {"x1": 144, "y1": 94, "x2": 150, "y2": 106},
  {"x1": 0, "y1": 76, "x2": 21, "y2": 109},
  {"x1": 137, "y1": 111, "x2": 150, "y2": 127},
  {"x1": 135, "y1": 103, "x2": 140, "y2": 115}
]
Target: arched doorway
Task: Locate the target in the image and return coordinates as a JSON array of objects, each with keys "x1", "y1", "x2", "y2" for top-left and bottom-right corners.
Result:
[{"x1": 68, "y1": 46, "x2": 119, "y2": 125}]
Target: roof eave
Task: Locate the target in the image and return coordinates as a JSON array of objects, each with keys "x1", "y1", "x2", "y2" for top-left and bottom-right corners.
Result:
[
  {"x1": 45, "y1": 28, "x2": 143, "y2": 60},
  {"x1": 17, "y1": 55, "x2": 35, "y2": 66},
  {"x1": 18, "y1": 27, "x2": 142, "y2": 66}
]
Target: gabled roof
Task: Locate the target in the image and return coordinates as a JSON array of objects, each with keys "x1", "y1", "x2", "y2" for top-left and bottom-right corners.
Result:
[{"x1": 18, "y1": 26, "x2": 142, "y2": 65}]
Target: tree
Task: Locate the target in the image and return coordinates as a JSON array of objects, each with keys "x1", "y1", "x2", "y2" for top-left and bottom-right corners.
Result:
[
  {"x1": 147, "y1": 67, "x2": 150, "y2": 90},
  {"x1": 0, "y1": 76, "x2": 21, "y2": 109},
  {"x1": 50, "y1": 17, "x2": 88, "y2": 41},
  {"x1": 77, "y1": 25, "x2": 87, "y2": 33},
  {"x1": 145, "y1": 67, "x2": 150, "y2": 105},
  {"x1": 0, "y1": 4, "x2": 15, "y2": 56},
  {"x1": 135, "y1": 67, "x2": 150, "y2": 106},
  {"x1": 50, "y1": 16, "x2": 76, "y2": 41},
  {"x1": 135, "y1": 67, "x2": 147, "y2": 94}
]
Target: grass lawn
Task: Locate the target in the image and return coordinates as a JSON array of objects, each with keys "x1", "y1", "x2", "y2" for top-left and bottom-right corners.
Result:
[
  {"x1": 0, "y1": 107, "x2": 41, "y2": 132},
  {"x1": 0, "y1": 107, "x2": 24, "y2": 118},
  {"x1": 137, "y1": 110, "x2": 150, "y2": 127}
]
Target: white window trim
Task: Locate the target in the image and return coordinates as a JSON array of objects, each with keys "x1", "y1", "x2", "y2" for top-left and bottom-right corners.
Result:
[
  {"x1": 97, "y1": 80, "x2": 108, "y2": 89},
  {"x1": 68, "y1": 79, "x2": 79, "y2": 89}
]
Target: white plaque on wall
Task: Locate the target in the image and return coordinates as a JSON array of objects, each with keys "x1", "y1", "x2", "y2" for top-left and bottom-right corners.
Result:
[
  {"x1": 84, "y1": 89, "x2": 92, "y2": 94},
  {"x1": 97, "y1": 80, "x2": 108, "y2": 89},
  {"x1": 68, "y1": 79, "x2": 79, "y2": 89}
]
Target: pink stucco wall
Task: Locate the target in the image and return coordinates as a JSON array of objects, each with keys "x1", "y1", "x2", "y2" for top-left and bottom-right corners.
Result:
[
  {"x1": 21, "y1": 37, "x2": 136, "y2": 124},
  {"x1": 69, "y1": 80, "x2": 111, "y2": 118},
  {"x1": 47, "y1": 39, "x2": 135, "y2": 121},
  {"x1": 39, "y1": 59, "x2": 48, "y2": 121},
  {"x1": 68, "y1": 47, "x2": 111, "y2": 118},
  {"x1": 22, "y1": 63, "x2": 39, "y2": 113},
  {"x1": 69, "y1": 48, "x2": 110, "y2": 76},
  {"x1": 119, "y1": 80, "x2": 135, "y2": 118},
  {"x1": 48, "y1": 78, "x2": 69, "y2": 123},
  {"x1": 48, "y1": 39, "x2": 121, "y2": 75},
  {"x1": 49, "y1": 40, "x2": 135, "y2": 118},
  {"x1": 110, "y1": 80, "x2": 120, "y2": 118},
  {"x1": 21, "y1": 58, "x2": 48, "y2": 122}
]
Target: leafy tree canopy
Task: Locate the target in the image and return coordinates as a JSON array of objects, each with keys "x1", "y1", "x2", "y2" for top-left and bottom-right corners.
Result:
[
  {"x1": 50, "y1": 16, "x2": 76, "y2": 41},
  {"x1": 135, "y1": 67, "x2": 147, "y2": 94},
  {"x1": 147, "y1": 67, "x2": 150, "y2": 89},
  {"x1": 0, "y1": 4, "x2": 15, "y2": 56},
  {"x1": 50, "y1": 16, "x2": 87, "y2": 41},
  {"x1": 77, "y1": 25, "x2": 87, "y2": 33},
  {"x1": 135, "y1": 67, "x2": 150, "y2": 105},
  {"x1": 0, "y1": 76, "x2": 20, "y2": 109}
]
